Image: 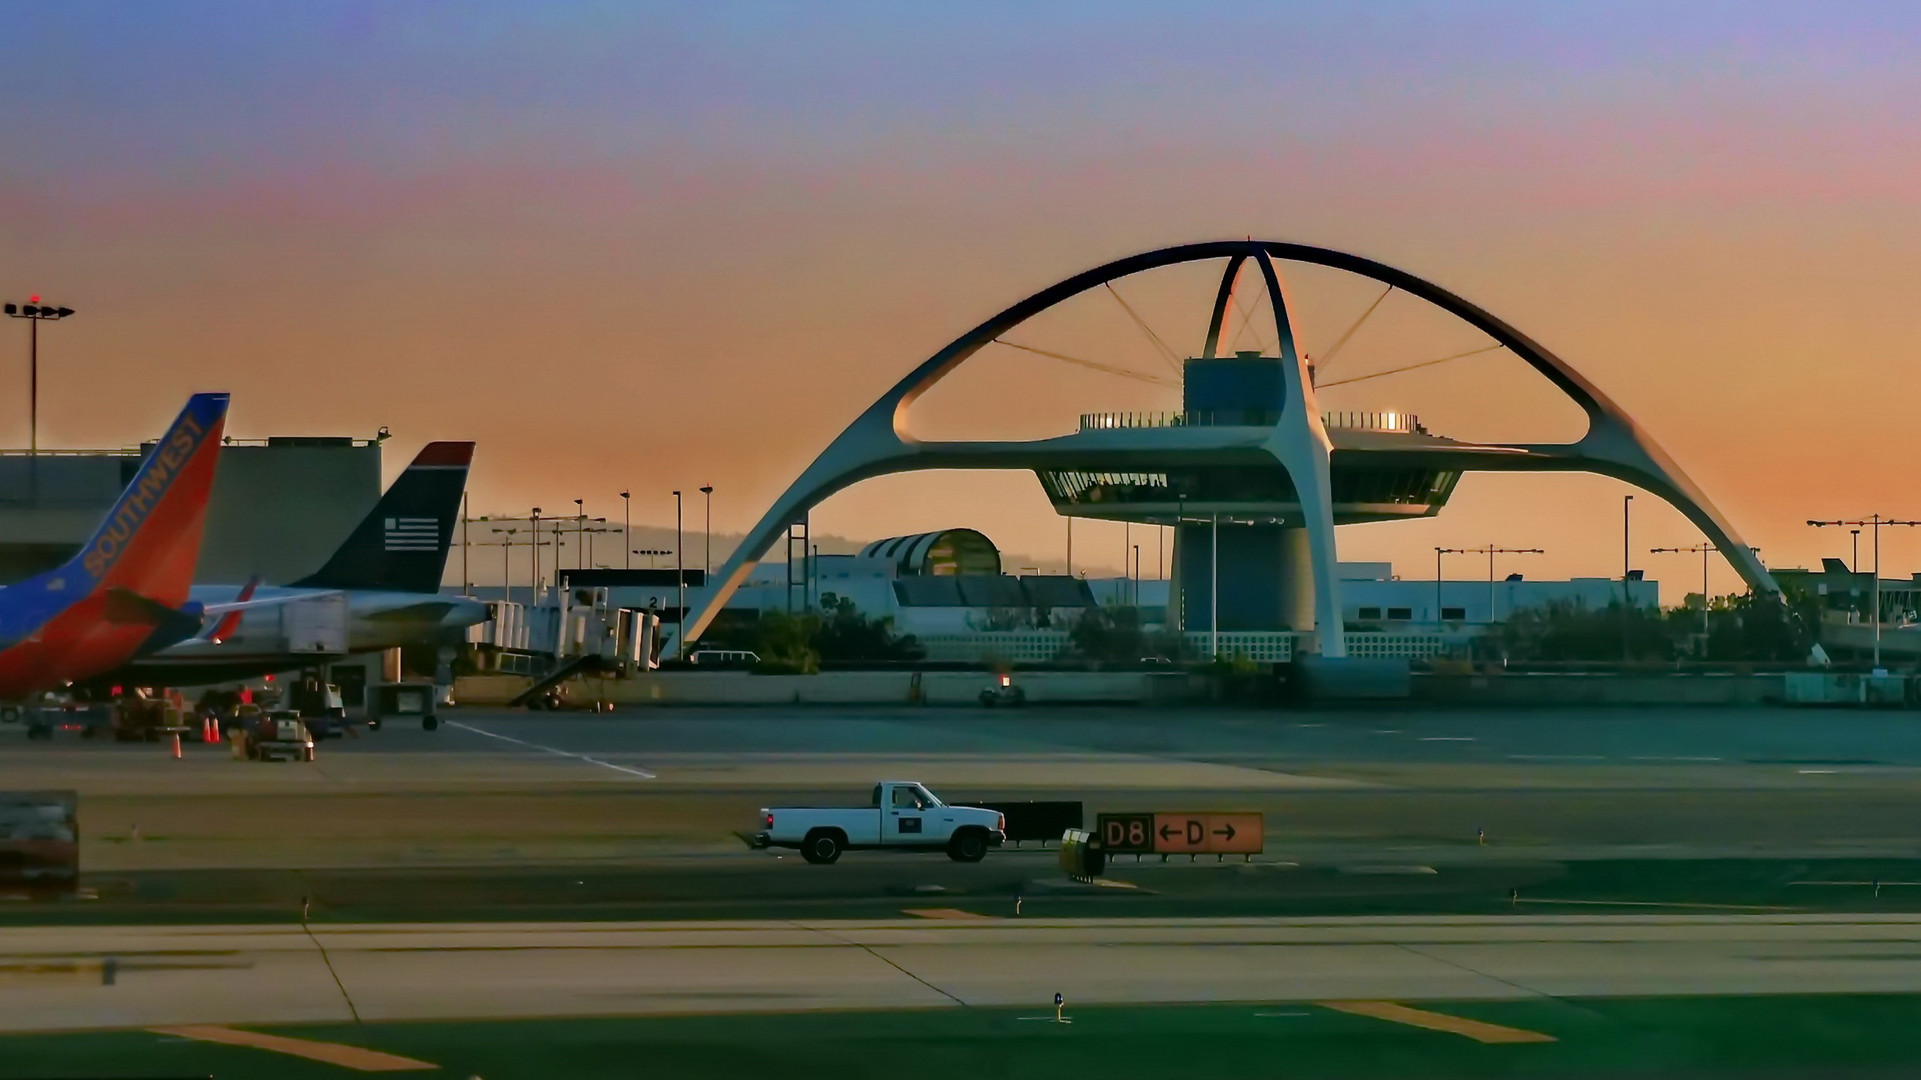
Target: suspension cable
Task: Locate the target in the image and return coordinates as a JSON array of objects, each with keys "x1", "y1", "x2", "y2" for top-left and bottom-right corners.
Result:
[
  {"x1": 1228, "y1": 285, "x2": 1267, "y2": 355},
  {"x1": 1103, "y1": 283, "x2": 1183, "y2": 373},
  {"x1": 991, "y1": 339, "x2": 1176, "y2": 387},
  {"x1": 1314, "y1": 285, "x2": 1392, "y2": 374},
  {"x1": 1316, "y1": 343, "x2": 1506, "y2": 389}
]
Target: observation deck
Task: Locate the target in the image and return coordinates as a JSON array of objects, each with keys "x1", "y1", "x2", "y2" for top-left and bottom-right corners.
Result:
[{"x1": 1043, "y1": 409, "x2": 1462, "y2": 526}]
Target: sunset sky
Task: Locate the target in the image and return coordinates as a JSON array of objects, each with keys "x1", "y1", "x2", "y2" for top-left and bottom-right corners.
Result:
[{"x1": 4, "y1": 2, "x2": 1919, "y2": 595}]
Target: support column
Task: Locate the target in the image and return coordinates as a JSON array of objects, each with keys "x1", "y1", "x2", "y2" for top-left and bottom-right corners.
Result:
[{"x1": 1276, "y1": 527, "x2": 1315, "y2": 632}]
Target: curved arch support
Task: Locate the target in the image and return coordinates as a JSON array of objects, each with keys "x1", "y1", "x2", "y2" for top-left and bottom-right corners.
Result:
[{"x1": 679, "y1": 239, "x2": 1777, "y2": 650}]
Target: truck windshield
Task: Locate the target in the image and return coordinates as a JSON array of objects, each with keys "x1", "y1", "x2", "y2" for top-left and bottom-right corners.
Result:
[{"x1": 912, "y1": 784, "x2": 943, "y2": 807}]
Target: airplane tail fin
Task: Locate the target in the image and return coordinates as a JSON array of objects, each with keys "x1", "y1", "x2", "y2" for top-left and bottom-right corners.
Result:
[
  {"x1": 289, "y1": 441, "x2": 474, "y2": 594},
  {"x1": 71, "y1": 392, "x2": 231, "y2": 607}
]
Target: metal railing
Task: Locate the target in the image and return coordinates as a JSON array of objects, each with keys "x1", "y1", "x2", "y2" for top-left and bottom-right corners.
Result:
[{"x1": 1079, "y1": 411, "x2": 1422, "y2": 433}]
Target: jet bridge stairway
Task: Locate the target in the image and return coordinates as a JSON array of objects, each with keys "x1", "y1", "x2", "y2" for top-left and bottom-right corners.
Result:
[{"x1": 507, "y1": 653, "x2": 615, "y2": 709}]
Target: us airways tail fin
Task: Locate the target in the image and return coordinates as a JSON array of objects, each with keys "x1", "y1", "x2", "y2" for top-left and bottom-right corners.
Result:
[
  {"x1": 71, "y1": 392, "x2": 230, "y2": 608},
  {"x1": 289, "y1": 441, "x2": 473, "y2": 595}
]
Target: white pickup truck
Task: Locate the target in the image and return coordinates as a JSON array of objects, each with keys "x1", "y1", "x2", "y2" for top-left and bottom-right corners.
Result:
[{"x1": 754, "y1": 780, "x2": 1005, "y2": 864}]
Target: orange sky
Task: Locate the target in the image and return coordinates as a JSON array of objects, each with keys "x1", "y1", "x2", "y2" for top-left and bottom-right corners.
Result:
[{"x1": 4, "y1": 4, "x2": 1919, "y2": 595}]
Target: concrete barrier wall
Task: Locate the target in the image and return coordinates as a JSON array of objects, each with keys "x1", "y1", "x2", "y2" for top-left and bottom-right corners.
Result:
[
  {"x1": 533, "y1": 670, "x2": 1156, "y2": 707},
  {"x1": 1414, "y1": 672, "x2": 1784, "y2": 706}
]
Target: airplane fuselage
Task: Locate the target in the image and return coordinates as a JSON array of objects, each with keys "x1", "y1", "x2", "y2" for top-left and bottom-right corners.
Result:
[{"x1": 113, "y1": 585, "x2": 489, "y2": 684}]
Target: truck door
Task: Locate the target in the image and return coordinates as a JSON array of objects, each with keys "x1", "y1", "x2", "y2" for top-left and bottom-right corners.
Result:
[{"x1": 883, "y1": 783, "x2": 927, "y2": 845}]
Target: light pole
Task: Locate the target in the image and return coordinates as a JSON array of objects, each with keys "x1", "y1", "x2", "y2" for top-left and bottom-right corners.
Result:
[
  {"x1": 620, "y1": 490, "x2": 631, "y2": 569},
  {"x1": 1808, "y1": 516, "x2": 1921, "y2": 668},
  {"x1": 1622, "y1": 494, "x2": 1634, "y2": 663},
  {"x1": 489, "y1": 528, "x2": 518, "y2": 605},
  {"x1": 580, "y1": 520, "x2": 610, "y2": 567},
  {"x1": 1210, "y1": 511, "x2": 1219, "y2": 659},
  {"x1": 1066, "y1": 516, "x2": 1073, "y2": 577},
  {"x1": 1650, "y1": 543, "x2": 1718, "y2": 650},
  {"x1": 634, "y1": 548, "x2": 670, "y2": 568},
  {"x1": 1851, "y1": 529, "x2": 1861, "y2": 574},
  {"x1": 4, "y1": 297, "x2": 75, "y2": 456},
  {"x1": 1132, "y1": 543, "x2": 1140, "y2": 607},
  {"x1": 1434, "y1": 546, "x2": 1456, "y2": 625},
  {"x1": 700, "y1": 484, "x2": 713, "y2": 577},
  {"x1": 530, "y1": 508, "x2": 543, "y2": 597},
  {"x1": 1438, "y1": 545, "x2": 1544, "y2": 623},
  {"x1": 573, "y1": 498, "x2": 585, "y2": 570},
  {"x1": 460, "y1": 492, "x2": 471, "y2": 594},
  {"x1": 673, "y1": 490, "x2": 684, "y2": 657}
]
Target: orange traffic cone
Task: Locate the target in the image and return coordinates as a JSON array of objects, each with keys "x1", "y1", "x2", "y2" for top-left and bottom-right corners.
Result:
[{"x1": 170, "y1": 733, "x2": 182, "y2": 759}]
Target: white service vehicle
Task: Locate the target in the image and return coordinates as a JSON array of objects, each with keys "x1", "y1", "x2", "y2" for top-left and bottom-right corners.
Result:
[{"x1": 754, "y1": 780, "x2": 1005, "y2": 864}]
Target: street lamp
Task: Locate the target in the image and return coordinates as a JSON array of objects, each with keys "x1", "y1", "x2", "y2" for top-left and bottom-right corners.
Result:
[
  {"x1": 1808, "y1": 516, "x2": 1921, "y2": 669},
  {"x1": 700, "y1": 484, "x2": 714, "y2": 576},
  {"x1": 620, "y1": 490, "x2": 632, "y2": 569},
  {"x1": 1851, "y1": 529, "x2": 1861, "y2": 574},
  {"x1": 5, "y1": 297, "x2": 75, "y2": 456}
]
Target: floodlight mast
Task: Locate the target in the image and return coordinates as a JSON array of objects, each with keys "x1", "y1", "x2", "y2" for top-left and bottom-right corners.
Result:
[
  {"x1": 4, "y1": 299, "x2": 76, "y2": 484},
  {"x1": 1807, "y1": 516, "x2": 1921, "y2": 668}
]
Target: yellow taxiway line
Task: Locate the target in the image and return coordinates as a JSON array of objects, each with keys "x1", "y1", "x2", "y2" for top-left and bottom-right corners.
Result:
[
  {"x1": 151, "y1": 1025, "x2": 436, "y2": 1071},
  {"x1": 1320, "y1": 1001, "x2": 1557, "y2": 1044}
]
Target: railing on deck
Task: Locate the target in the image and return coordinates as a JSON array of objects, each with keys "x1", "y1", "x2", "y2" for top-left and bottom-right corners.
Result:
[{"x1": 1079, "y1": 411, "x2": 1422, "y2": 433}]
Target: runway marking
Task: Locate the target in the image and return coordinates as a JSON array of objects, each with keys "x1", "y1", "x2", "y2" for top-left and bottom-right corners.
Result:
[
  {"x1": 150, "y1": 1026, "x2": 436, "y2": 1071},
  {"x1": 1514, "y1": 898, "x2": 1796, "y2": 911},
  {"x1": 902, "y1": 908, "x2": 993, "y2": 920},
  {"x1": 1419, "y1": 736, "x2": 1474, "y2": 742},
  {"x1": 1632, "y1": 755, "x2": 1723, "y2": 762},
  {"x1": 1799, "y1": 769, "x2": 1837, "y2": 775},
  {"x1": 1319, "y1": 1001, "x2": 1555, "y2": 1044},
  {"x1": 444, "y1": 721, "x2": 656, "y2": 779},
  {"x1": 1509, "y1": 754, "x2": 1604, "y2": 761}
]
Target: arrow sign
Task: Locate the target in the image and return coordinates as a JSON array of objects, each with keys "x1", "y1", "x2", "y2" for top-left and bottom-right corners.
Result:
[
  {"x1": 1214, "y1": 822, "x2": 1236, "y2": 840},
  {"x1": 1159, "y1": 825, "x2": 1177, "y2": 842}
]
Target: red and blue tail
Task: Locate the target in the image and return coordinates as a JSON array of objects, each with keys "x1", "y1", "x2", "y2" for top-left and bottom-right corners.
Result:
[{"x1": 69, "y1": 392, "x2": 230, "y2": 607}]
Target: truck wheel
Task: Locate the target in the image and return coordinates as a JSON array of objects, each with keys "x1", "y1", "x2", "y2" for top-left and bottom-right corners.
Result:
[
  {"x1": 800, "y1": 830, "x2": 843, "y2": 865},
  {"x1": 979, "y1": 692, "x2": 996, "y2": 708},
  {"x1": 423, "y1": 716, "x2": 439, "y2": 731},
  {"x1": 947, "y1": 828, "x2": 988, "y2": 863}
]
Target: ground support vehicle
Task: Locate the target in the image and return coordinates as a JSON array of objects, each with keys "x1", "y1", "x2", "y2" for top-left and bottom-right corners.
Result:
[
  {"x1": 754, "y1": 781, "x2": 1005, "y2": 864},
  {"x1": 247, "y1": 712, "x2": 316, "y2": 762},
  {"x1": 980, "y1": 672, "x2": 1025, "y2": 707}
]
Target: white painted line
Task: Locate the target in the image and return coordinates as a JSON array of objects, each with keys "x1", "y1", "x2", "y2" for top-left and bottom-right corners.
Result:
[
  {"x1": 444, "y1": 721, "x2": 656, "y2": 779},
  {"x1": 1632, "y1": 755, "x2": 1723, "y2": 762},
  {"x1": 1509, "y1": 754, "x2": 1605, "y2": 761},
  {"x1": 1798, "y1": 769, "x2": 1836, "y2": 775},
  {"x1": 1419, "y1": 736, "x2": 1474, "y2": 742}
]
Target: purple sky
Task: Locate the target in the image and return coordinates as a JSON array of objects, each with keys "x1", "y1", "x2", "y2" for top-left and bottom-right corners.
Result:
[{"x1": 4, "y1": 2, "x2": 1920, "y2": 588}]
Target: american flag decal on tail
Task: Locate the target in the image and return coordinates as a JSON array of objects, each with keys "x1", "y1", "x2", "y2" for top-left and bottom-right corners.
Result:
[{"x1": 383, "y1": 517, "x2": 439, "y2": 552}]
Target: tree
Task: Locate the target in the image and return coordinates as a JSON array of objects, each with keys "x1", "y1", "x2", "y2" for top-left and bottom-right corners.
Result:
[
  {"x1": 751, "y1": 610, "x2": 820, "y2": 674},
  {"x1": 815, "y1": 597, "x2": 923, "y2": 662},
  {"x1": 1065, "y1": 605, "x2": 1147, "y2": 663}
]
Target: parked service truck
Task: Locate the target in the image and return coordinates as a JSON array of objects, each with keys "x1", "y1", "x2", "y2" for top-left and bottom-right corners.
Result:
[{"x1": 753, "y1": 780, "x2": 1005, "y2": 864}]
